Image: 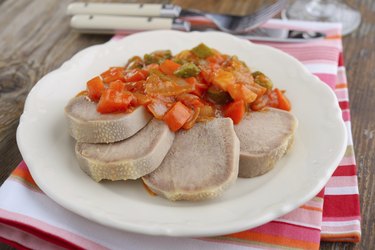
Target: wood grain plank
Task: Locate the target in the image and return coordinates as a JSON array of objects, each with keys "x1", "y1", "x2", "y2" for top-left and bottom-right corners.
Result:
[
  {"x1": 340, "y1": 0, "x2": 375, "y2": 249},
  {"x1": 0, "y1": 0, "x2": 110, "y2": 187}
]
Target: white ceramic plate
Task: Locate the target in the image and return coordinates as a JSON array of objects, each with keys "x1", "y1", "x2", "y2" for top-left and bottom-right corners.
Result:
[{"x1": 17, "y1": 31, "x2": 347, "y2": 237}]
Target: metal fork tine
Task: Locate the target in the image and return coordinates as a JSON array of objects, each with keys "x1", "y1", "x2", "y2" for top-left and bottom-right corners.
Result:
[
  {"x1": 209, "y1": 0, "x2": 287, "y2": 33},
  {"x1": 192, "y1": 0, "x2": 287, "y2": 34},
  {"x1": 246, "y1": 0, "x2": 286, "y2": 22}
]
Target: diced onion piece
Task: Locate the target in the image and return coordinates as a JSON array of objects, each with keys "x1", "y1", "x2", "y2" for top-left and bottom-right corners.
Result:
[
  {"x1": 246, "y1": 83, "x2": 267, "y2": 97},
  {"x1": 145, "y1": 74, "x2": 193, "y2": 96},
  {"x1": 133, "y1": 93, "x2": 152, "y2": 106},
  {"x1": 183, "y1": 107, "x2": 200, "y2": 129},
  {"x1": 197, "y1": 105, "x2": 216, "y2": 122},
  {"x1": 147, "y1": 99, "x2": 170, "y2": 119}
]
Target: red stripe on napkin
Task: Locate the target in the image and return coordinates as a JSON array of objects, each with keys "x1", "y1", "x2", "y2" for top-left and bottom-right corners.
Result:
[
  {"x1": 323, "y1": 195, "x2": 361, "y2": 218},
  {"x1": 332, "y1": 165, "x2": 357, "y2": 176},
  {"x1": 0, "y1": 214, "x2": 85, "y2": 250},
  {"x1": 339, "y1": 101, "x2": 349, "y2": 110}
]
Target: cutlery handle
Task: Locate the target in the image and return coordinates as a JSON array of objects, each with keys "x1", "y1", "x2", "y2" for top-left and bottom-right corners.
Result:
[
  {"x1": 67, "y1": 3, "x2": 180, "y2": 17},
  {"x1": 70, "y1": 15, "x2": 189, "y2": 34}
]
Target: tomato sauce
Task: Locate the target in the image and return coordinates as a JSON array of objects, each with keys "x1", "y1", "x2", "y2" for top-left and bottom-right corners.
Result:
[{"x1": 82, "y1": 43, "x2": 291, "y2": 131}]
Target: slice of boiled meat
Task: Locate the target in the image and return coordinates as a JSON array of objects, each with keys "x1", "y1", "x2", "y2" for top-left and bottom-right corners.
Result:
[
  {"x1": 75, "y1": 119, "x2": 174, "y2": 182},
  {"x1": 65, "y1": 96, "x2": 152, "y2": 143},
  {"x1": 234, "y1": 108, "x2": 298, "y2": 178},
  {"x1": 142, "y1": 118, "x2": 240, "y2": 201}
]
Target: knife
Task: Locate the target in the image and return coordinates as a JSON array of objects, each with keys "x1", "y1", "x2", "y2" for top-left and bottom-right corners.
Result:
[
  {"x1": 70, "y1": 14, "x2": 325, "y2": 42},
  {"x1": 67, "y1": 3, "x2": 181, "y2": 17},
  {"x1": 70, "y1": 15, "x2": 191, "y2": 33}
]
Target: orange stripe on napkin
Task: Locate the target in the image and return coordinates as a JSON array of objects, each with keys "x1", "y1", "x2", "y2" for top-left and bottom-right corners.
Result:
[
  {"x1": 300, "y1": 205, "x2": 323, "y2": 212},
  {"x1": 326, "y1": 35, "x2": 342, "y2": 40},
  {"x1": 321, "y1": 233, "x2": 361, "y2": 243},
  {"x1": 335, "y1": 83, "x2": 348, "y2": 89},
  {"x1": 222, "y1": 231, "x2": 320, "y2": 250},
  {"x1": 10, "y1": 162, "x2": 41, "y2": 192}
]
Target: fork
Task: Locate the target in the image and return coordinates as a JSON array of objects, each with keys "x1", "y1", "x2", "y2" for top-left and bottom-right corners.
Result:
[{"x1": 181, "y1": 0, "x2": 288, "y2": 34}]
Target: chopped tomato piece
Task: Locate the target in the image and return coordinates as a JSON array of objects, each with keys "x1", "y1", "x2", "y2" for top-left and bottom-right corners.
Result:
[
  {"x1": 124, "y1": 68, "x2": 149, "y2": 82},
  {"x1": 100, "y1": 67, "x2": 125, "y2": 83},
  {"x1": 109, "y1": 80, "x2": 126, "y2": 92},
  {"x1": 199, "y1": 67, "x2": 213, "y2": 84},
  {"x1": 163, "y1": 101, "x2": 192, "y2": 132},
  {"x1": 223, "y1": 100, "x2": 245, "y2": 124},
  {"x1": 206, "y1": 53, "x2": 224, "y2": 64},
  {"x1": 210, "y1": 62, "x2": 221, "y2": 73},
  {"x1": 97, "y1": 89, "x2": 134, "y2": 114},
  {"x1": 198, "y1": 62, "x2": 219, "y2": 84},
  {"x1": 125, "y1": 80, "x2": 145, "y2": 92},
  {"x1": 227, "y1": 83, "x2": 257, "y2": 104},
  {"x1": 185, "y1": 76, "x2": 197, "y2": 85},
  {"x1": 177, "y1": 93, "x2": 204, "y2": 108},
  {"x1": 274, "y1": 88, "x2": 291, "y2": 111},
  {"x1": 250, "y1": 88, "x2": 291, "y2": 111},
  {"x1": 87, "y1": 76, "x2": 105, "y2": 102},
  {"x1": 159, "y1": 59, "x2": 181, "y2": 75},
  {"x1": 212, "y1": 69, "x2": 235, "y2": 91},
  {"x1": 133, "y1": 93, "x2": 151, "y2": 106},
  {"x1": 186, "y1": 77, "x2": 208, "y2": 97}
]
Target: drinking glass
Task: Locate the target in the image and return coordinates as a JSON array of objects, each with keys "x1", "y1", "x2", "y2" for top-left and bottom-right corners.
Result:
[{"x1": 284, "y1": 0, "x2": 361, "y2": 35}]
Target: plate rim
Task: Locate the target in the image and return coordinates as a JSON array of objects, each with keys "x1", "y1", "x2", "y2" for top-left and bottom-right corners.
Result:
[{"x1": 16, "y1": 30, "x2": 347, "y2": 237}]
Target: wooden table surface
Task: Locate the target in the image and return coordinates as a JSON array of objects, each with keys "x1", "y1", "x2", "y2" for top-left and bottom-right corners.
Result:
[{"x1": 0, "y1": 0, "x2": 374, "y2": 249}]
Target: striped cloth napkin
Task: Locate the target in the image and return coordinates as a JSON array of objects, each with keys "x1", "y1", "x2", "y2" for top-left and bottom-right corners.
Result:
[{"x1": 0, "y1": 19, "x2": 360, "y2": 249}]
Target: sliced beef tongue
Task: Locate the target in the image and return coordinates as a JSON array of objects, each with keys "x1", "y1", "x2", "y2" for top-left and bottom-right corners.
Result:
[
  {"x1": 234, "y1": 108, "x2": 298, "y2": 178},
  {"x1": 142, "y1": 118, "x2": 240, "y2": 201},
  {"x1": 65, "y1": 96, "x2": 152, "y2": 143},
  {"x1": 75, "y1": 119, "x2": 175, "y2": 182}
]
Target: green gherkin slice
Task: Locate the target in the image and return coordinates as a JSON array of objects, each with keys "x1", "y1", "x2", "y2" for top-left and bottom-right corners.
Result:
[
  {"x1": 144, "y1": 50, "x2": 172, "y2": 65},
  {"x1": 174, "y1": 63, "x2": 201, "y2": 78},
  {"x1": 191, "y1": 43, "x2": 214, "y2": 59},
  {"x1": 252, "y1": 71, "x2": 273, "y2": 89}
]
